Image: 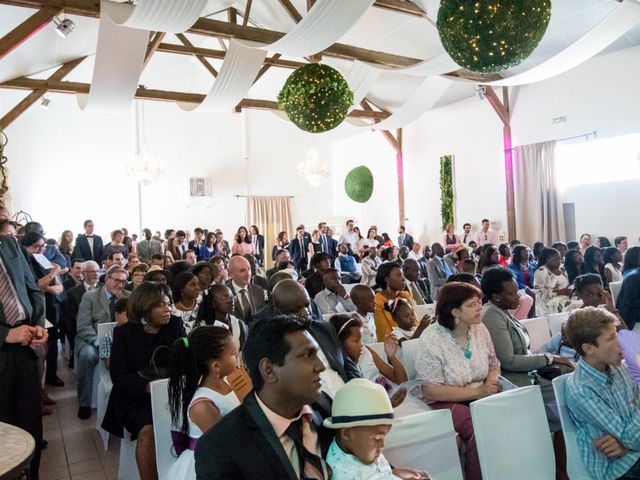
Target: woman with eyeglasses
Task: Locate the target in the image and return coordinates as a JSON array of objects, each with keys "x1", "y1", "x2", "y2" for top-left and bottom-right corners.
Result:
[
  {"x1": 106, "y1": 281, "x2": 185, "y2": 480},
  {"x1": 414, "y1": 282, "x2": 500, "y2": 480}
]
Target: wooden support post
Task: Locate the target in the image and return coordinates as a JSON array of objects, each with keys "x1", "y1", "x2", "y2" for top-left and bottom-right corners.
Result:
[
  {"x1": 142, "y1": 32, "x2": 166, "y2": 70},
  {"x1": 396, "y1": 128, "x2": 405, "y2": 226},
  {"x1": 279, "y1": 0, "x2": 302, "y2": 23},
  {"x1": 0, "y1": 5, "x2": 61, "y2": 60},
  {"x1": 175, "y1": 33, "x2": 218, "y2": 77},
  {"x1": 242, "y1": 0, "x2": 252, "y2": 27},
  {"x1": 483, "y1": 85, "x2": 516, "y2": 241}
]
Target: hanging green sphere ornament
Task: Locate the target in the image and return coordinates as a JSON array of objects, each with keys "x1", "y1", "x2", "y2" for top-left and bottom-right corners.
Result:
[
  {"x1": 344, "y1": 166, "x2": 374, "y2": 203},
  {"x1": 278, "y1": 63, "x2": 354, "y2": 133},
  {"x1": 437, "y1": 0, "x2": 552, "y2": 74}
]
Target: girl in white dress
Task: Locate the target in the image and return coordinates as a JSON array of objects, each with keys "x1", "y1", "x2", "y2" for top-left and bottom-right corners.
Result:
[{"x1": 167, "y1": 326, "x2": 241, "y2": 480}]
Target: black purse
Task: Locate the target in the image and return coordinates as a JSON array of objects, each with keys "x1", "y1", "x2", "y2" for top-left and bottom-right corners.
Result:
[{"x1": 137, "y1": 345, "x2": 171, "y2": 381}]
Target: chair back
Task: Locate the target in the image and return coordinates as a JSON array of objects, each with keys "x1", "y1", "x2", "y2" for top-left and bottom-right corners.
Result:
[
  {"x1": 552, "y1": 374, "x2": 592, "y2": 479},
  {"x1": 471, "y1": 385, "x2": 555, "y2": 480},
  {"x1": 385, "y1": 409, "x2": 463, "y2": 480},
  {"x1": 547, "y1": 312, "x2": 569, "y2": 336},
  {"x1": 97, "y1": 321, "x2": 116, "y2": 342},
  {"x1": 150, "y1": 379, "x2": 177, "y2": 480},
  {"x1": 368, "y1": 342, "x2": 386, "y2": 360},
  {"x1": 521, "y1": 316, "x2": 551, "y2": 353},
  {"x1": 618, "y1": 330, "x2": 640, "y2": 384},
  {"x1": 610, "y1": 280, "x2": 623, "y2": 305},
  {"x1": 414, "y1": 303, "x2": 436, "y2": 319},
  {"x1": 400, "y1": 338, "x2": 420, "y2": 380}
]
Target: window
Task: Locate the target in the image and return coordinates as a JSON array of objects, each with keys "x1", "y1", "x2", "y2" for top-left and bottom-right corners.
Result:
[{"x1": 556, "y1": 132, "x2": 640, "y2": 190}]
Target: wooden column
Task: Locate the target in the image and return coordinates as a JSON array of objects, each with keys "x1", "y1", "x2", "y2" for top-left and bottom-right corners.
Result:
[
  {"x1": 484, "y1": 85, "x2": 515, "y2": 241},
  {"x1": 396, "y1": 128, "x2": 405, "y2": 226}
]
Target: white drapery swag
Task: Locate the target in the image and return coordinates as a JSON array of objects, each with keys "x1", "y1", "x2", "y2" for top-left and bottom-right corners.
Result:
[
  {"x1": 246, "y1": 196, "x2": 294, "y2": 268},
  {"x1": 513, "y1": 141, "x2": 565, "y2": 246}
]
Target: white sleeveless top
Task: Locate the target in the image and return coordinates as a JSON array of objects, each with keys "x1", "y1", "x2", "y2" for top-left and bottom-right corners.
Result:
[{"x1": 187, "y1": 385, "x2": 241, "y2": 438}]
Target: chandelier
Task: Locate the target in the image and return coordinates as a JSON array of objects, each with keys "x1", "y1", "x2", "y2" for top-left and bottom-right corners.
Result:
[
  {"x1": 298, "y1": 147, "x2": 329, "y2": 187},
  {"x1": 126, "y1": 101, "x2": 165, "y2": 182}
]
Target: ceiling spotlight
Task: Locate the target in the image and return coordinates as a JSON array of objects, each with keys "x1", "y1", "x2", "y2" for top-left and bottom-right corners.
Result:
[
  {"x1": 474, "y1": 85, "x2": 486, "y2": 101},
  {"x1": 53, "y1": 17, "x2": 75, "y2": 38},
  {"x1": 40, "y1": 97, "x2": 50, "y2": 110}
]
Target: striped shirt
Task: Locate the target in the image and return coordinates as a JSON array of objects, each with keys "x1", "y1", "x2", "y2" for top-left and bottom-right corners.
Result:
[{"x1": 566, "y1": 359, "x2": 640, "y2": 480}]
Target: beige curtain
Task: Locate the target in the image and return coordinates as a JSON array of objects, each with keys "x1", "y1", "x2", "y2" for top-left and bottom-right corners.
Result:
[
  {"x1": 513, "y1": 140, "x2": 565, "y2": 246},
  {"x1": 246, "y1": 196, "x2": 293, "y2": 267}
]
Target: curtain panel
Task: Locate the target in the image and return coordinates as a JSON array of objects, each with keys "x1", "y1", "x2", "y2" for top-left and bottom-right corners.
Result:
[
  {"x1": 513, "y1": 141, "x2": 565, "y2": 246},
  {"x1": 246, "y1": 196, "x2": 294, "y2": 268}
]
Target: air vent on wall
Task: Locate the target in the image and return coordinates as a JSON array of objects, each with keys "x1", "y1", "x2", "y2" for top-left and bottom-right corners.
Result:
[{"x1": 188, "y1": 177, "x2": 212, "y2": 198}]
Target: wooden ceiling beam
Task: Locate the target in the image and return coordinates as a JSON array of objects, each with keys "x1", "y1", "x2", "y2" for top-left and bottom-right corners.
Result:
[
  {"x1": 0, "y1": 0, "x2": 428, "y2": 69},
  {"x1": 0, "y1": 5, "x2": 61, "y2": 60},
  {"x1": 373, "y1": 0, "x2": 424, "y2": 17},
  {"x1": 253, "y1": 53, "x2": 282, "y2": 84},
  {"x1": 142, "y1": 32, "x2": 166, "y2": 70},
  {"x1": 0, "y1": 56, "x2": 84, "y2": 129},
  {"x1": 0, "y1": 77, "x2": 391, "y2": 120},
  {"x1": 278, "y1": 0, "x2": 302, "y2": 23},
  {"x1": 242, "y1": 0, "x2": 252, "y2": 27},
  {"x1": 175, "y1": 33, "x2": 218, "y2": 77},
  {"x1": 482, "y1": 85, "x2": 510, "y2": 127}
]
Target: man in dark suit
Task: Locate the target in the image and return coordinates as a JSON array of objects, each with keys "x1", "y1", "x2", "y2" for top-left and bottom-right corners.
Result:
[
  {"x1": 402, "y1": 258, "x2": 432, "y2": 305},
  {"x1": 249, "y1": 225, "x2": 265, "y2": 267},
  {"x1": 72, "y1": 219, "x2": 104, "y2": 264},
  {"x1": 244, "y1": 253, "x2": 269, "y2": 292},
  {"x1": 325, "y1": 227, "x2": 338, "y2": 262},
  {"x1": 397, "y1": 225, "x2": 414, "y2": 250},
  {"x1": 618, "y1": 268, "x2": 640, "y2": 330},
  {"x1": 188, "y1": 227, "x2": 204, "y2": 252},
  {"x1": 195, "y1": 315, "x2": 333, "y2": 479},
  {"x1": 75, "y1": 266, "x2": 129, "y2": 419},
  {"x1": 227, "y1": 255, "x2": 266, "y2": 325},
  {"x1": 0, "y1": 234, "x2": 47, "y2": 477},
  {"x1": 266, "y1": 249, "x2": 292, "y2": 284},
  {"x1": 287, "y1": 225, "x2": 310, "y2": 272},
  {"x1": 64, "y1": 260, "x2": 101, "y2": 367}
]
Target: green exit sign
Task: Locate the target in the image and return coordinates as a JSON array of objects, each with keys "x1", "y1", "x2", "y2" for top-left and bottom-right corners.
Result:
[{"x1": 552, "y1": 116, "x2": 567, "y2": 124}]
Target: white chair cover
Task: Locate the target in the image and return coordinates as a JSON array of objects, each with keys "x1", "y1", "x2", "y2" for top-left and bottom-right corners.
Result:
[
  {"x1": 150, "y1": 379, "x2": 177, "y2": 480},
  {"x1": 471, "y1": 385, "x2": 555, "y2": 480},
  {"x1": 368, "y1": 342, "x2": 386, "y2": 360},
  {"x1": 119, "y1": 428, "x2": 141, "y2": 480},
  {"x1": 385, "y1": 409, "x2": 463, "y2": 480},
  {"x1": 400, "y1": 338, "x2": 420, "y2": 380},
  {"x1": 552, "y1": 374, "x2": 593, "y2": 479},
  {"x1": 96, "y1": 322, "x2": 116, "y2": 450},
  {"x1": 610, "y1": 281, "x2": 623, "y2": 305},
  {"x1": 547, "y1": 312, "x2": 569, "y2": 336},
  {"x1": 521, "y1": 316, "x2": 552, "y2": 353}
]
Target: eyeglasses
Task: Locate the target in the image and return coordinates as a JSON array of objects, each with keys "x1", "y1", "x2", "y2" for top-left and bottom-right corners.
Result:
[
  {"x1": 462, "y1": 300, "x2": 482, "y2": 309},
  {"x1": 111, "y1": 278, "x2": 127, "y2": 285}
]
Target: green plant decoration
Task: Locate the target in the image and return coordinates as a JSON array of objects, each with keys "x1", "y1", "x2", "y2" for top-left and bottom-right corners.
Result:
[
  {"x1": 345, "y1": 166, "x2": 374, "y2": 203},
  {"x1": 437, "y1": 0, "x2": 552, "y2": 74},
  {"x1": 440, "y1": 155, "x2": 454, "y2": 231},
  {"x1": 278, "y1": 63, "x2": 354, "y2": 133}
]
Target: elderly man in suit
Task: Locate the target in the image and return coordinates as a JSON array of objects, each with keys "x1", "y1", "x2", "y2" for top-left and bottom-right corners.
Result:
[
  {"x1": 0, "y1": 234, "x2": 47, "y2": 478},
  {"x1": 227, "y1": 255, "x2": 266, "y2": 325},
  {"x1": 427, "y1": 243, "x2": 451, "y2": 302},
  {"x1": 64, "y1": 260, "x2": 101, "y2": 368},
  {"x1": 397, "y1": 225, "x2": 414, "y2": 250},
  {"x1": 75, "y1": 266, "x2": 129, "y2": 419},
  {"x1": 195, "y1": 315, "x2": 334, "y2": 480},
  {"x1": 72, "y1": 219, "x2": 104, "y2": 264}
]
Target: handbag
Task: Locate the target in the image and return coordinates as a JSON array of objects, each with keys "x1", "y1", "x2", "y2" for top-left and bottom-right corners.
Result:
[{"x1": 137, "y1": 345, "x2": 171, "y2": 381}]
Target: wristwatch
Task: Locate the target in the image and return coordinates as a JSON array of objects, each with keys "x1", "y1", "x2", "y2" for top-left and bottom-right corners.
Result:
[{"x1": 544, "y1": 353, "x2": 554, "y2": 366}]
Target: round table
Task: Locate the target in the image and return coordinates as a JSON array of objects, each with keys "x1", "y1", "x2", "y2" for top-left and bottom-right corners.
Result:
[{"x1": 0, "y1": 422, "x2": 35, "y2": 480}]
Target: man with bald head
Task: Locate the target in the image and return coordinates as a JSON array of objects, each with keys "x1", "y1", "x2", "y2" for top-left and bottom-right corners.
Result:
[
  {"x1": 266, "y1": 279, "x2": 361, "y2": 398},
  {"x1": 227, "y1": 255, "x2": 266, "y2": 324}
]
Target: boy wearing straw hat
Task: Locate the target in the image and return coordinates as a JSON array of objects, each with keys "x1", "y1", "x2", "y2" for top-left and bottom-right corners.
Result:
[{"x1": 324, "y1": 379, "x2": 431, "y2": 479}]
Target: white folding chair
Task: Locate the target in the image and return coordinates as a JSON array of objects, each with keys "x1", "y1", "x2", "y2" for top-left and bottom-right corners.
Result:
[
  {"x1": 552, "y1": 374, "x2": 592, "y2": 479},
  {"x1": 414, "y1": 303, "x2": 436, "y2": 320},
  {"x1": 400, "y1": 338, "x2": 420, "y2": 380},
  {"x1": 386, "y1": 409, "x2": 463, "y2": 480},
  {"x1": 96, "y1": 322, "x2": 116, "y2": 450},
  {"x1": 547, "y1": 312, "x2": 569, "y2": 336},
  {"x1": 150, "y1": 379, "x2": 178, "y2": 480},
  {"x1": 321, "y1": 313, "x2": 334, "y2": 322},
  {"x1": 610, "y1": 281, "x2": 623, "y2": 305},
  {"x1": 471, "y1": 385, "x2": 555, "y2": 480},
  {"x1": 118, "y1": 428, "x2": 141, "y2": 480},
  {"x1": 344, "y1": 283, "x2": 356, "y2": 294},
  {"x1": 521, "y1": 316, "x2": 551, "y2": 353}
]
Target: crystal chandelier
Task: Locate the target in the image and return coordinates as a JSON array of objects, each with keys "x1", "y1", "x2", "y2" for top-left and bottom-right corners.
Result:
[
  {"x1": 298, "y1": 147, "x2": 329, "y2": 187},
  {"x1": 126, "y1": 101, "x2": 165, "y2": 182}
]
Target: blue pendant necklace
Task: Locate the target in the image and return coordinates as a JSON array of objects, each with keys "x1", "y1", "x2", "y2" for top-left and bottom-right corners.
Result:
[{"x1": 452, "y1": 329, "x2": 472, "y2": 360}]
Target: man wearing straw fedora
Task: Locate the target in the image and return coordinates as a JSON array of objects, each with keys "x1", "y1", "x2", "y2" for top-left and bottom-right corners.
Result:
[{"x1": 324, "y1": 379, "x2": 431, "y2": 480}]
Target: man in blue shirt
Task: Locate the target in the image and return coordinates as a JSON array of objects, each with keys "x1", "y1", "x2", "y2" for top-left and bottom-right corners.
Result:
[{"x1": 565, "y1": 307, "x2": 640, "y2": 480}]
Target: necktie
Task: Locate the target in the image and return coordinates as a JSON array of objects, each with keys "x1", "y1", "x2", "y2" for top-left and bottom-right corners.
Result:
[
  {"x1": 109, "y1": 295, "x2": 117, "y2": 321},
  {"x1": 299, "y1": 238, "x2": 304, "y2": 256},
  {"x1": 0, "y1": 265, "x2": 23, "y2": 326},
  {"x1": 321, "y1": 235, "x2": 327, "y2": 253},
  {"x1": 410, "y1": 283, "x2": 425, "y2": 305},
  {"x1": 239, "y1": 289, "x2": 252, "y2": 318},
  {"x1": 285, "y1": 417, "x2": 325, "y2": 479},
  {"x1": 463, "y1": 234, "x2": 468, "y2": 243}
]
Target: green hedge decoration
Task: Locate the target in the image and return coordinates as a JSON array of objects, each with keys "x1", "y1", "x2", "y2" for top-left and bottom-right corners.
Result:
[
  {"x1": 440, "y1": 155, "x2": 454, "y2": 231},
  {"x1": 437, "y1": 0, "x2": 551, "y2": 74},
  {"x1": 345, "y1": 166, "x2": 374, "y2": 203},
  {"x1": 278, "y1": 63, "x2": 354, "y2": 133}
]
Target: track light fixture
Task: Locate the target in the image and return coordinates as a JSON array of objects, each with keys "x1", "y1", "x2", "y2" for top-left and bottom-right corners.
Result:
[
  {"x1": 53, "y1": 16, "x2": 75, "y2": 38},
  {"x1": 474, "y1": 85, "x2": 487, "y2": 101},
  {"x1": 40, "y1": 97, "x2": 50, "y2": 110}
]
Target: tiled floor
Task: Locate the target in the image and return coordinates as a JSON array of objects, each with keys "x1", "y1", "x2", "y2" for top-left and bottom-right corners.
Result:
[{"x1": 40, "y1": 351, "x2": 120, "y2": 480}]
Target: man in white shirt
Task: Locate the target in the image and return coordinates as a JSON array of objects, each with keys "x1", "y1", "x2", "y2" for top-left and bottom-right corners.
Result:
[
  {"x1": 227, "y1": 255, "x2": 266, "y2": 324},
  {"x1": 314, "y1": 269, "x2": 356, "y2": 315},
  {"x1": 461, "y1": 223, "x2": 473, "y2": 245},
  {"x1": 408, "y1": 242, "x2": 421, "y2": 261},
  {"x1": 175, "y1": 230, "x2": 188, "y2": 256},
  {"x1": 474, "y1": 218, "x2": 498, "y2": 246},
  {"x1": 338, "y1": 219, "x2": 359, "y2": 256}
]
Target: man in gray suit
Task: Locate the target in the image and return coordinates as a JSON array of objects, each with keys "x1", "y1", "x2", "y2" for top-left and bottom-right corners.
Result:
[
  {"x1": 75, "y1": 266, "x2": 129, "y2": 419},
  {"x1": 135, "y1": 228, "x2": 163, "y2": 264},
  {"x1": 0, "y1": 234, "x2": 47, "y2": 477},
  {"x1": 227, "y1": 255, "x2": 266, "y2": 325}
]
